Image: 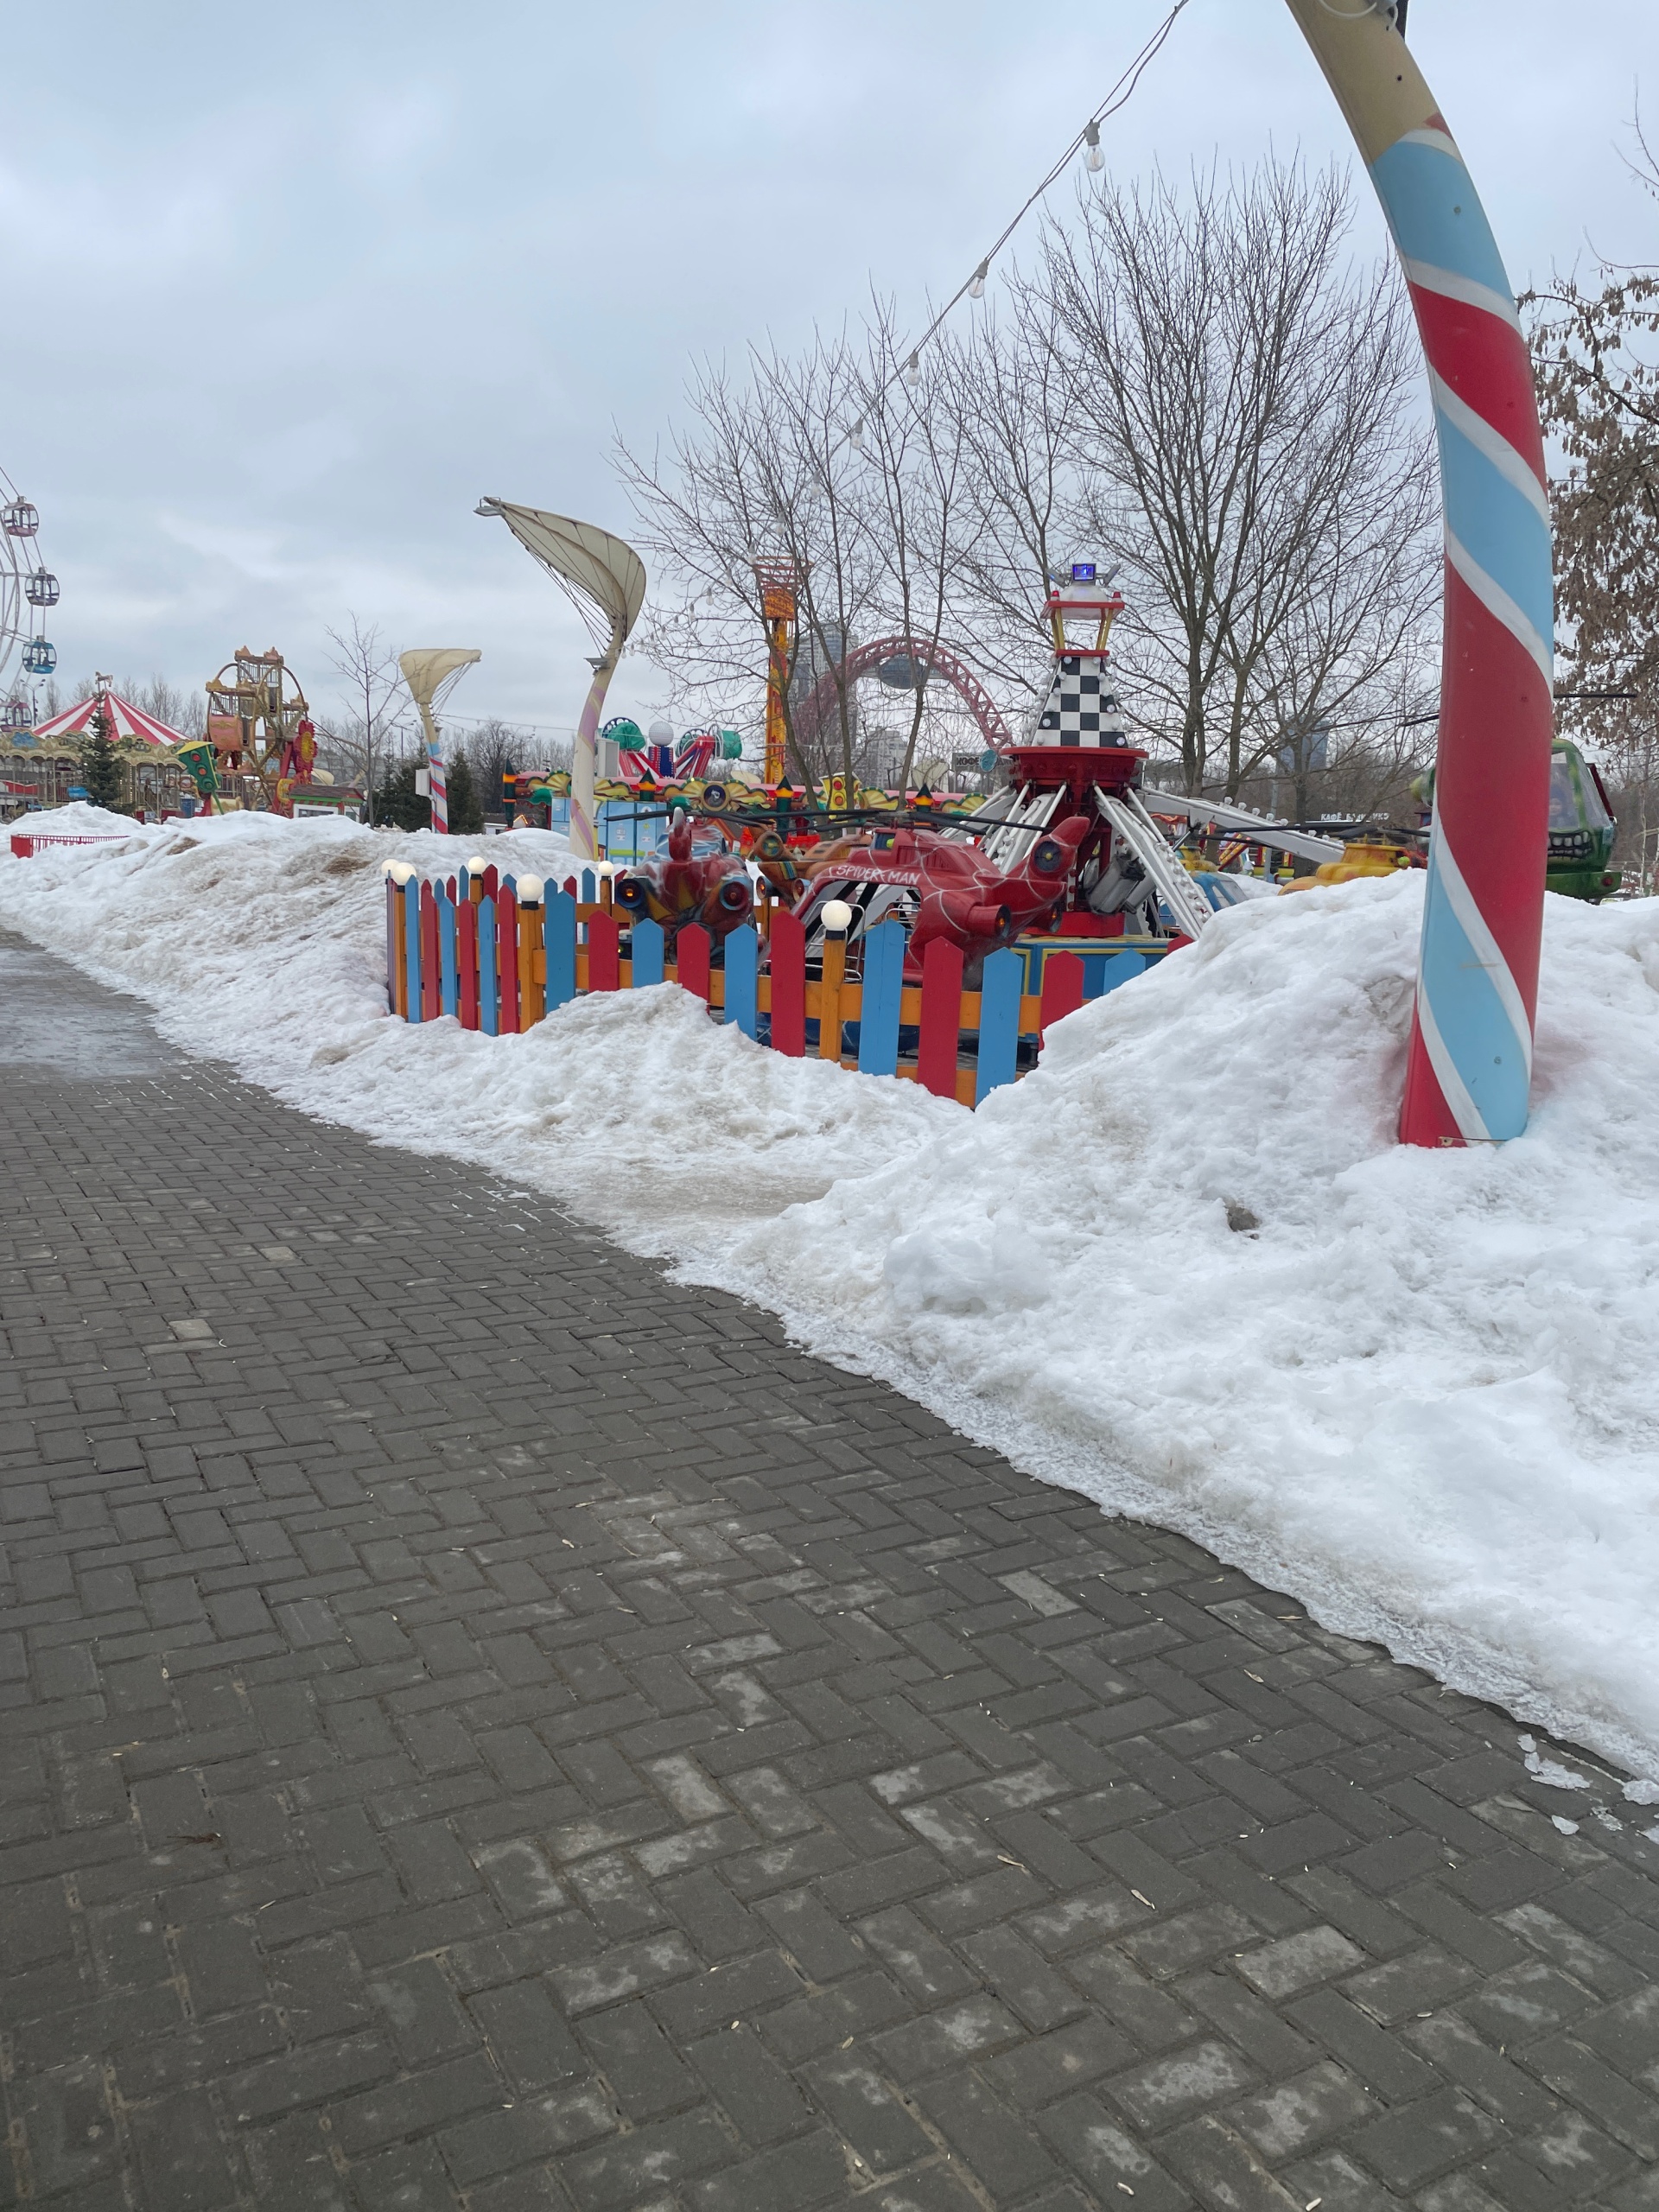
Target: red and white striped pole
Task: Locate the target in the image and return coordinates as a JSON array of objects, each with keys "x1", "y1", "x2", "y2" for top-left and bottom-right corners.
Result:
[{"x1": 1286, "y1": 0, "x2": 1552, "y2": 1144}]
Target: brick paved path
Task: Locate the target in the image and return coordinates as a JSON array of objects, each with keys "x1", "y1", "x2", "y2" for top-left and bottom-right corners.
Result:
[{"x1": 4, "y1": 929, "x2": 1659, "y2": 2212}]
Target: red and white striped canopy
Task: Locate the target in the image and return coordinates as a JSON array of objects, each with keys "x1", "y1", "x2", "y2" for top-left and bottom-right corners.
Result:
[{"x1": 29, "y1": 691, "x2": 191, "y2": 747}]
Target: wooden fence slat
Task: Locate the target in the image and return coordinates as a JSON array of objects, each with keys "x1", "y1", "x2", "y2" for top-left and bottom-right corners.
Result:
[
  {"x1": 580, "y1": 868, "x2": 597, "y2": 904},
  {"x1": 546, "y1": 891, "x2": 577, "y2": 1012},
  {"x1": 817, "y1": 929, "x2": 846, "y2": 1062},
  {"x1": 1094, "y1": 949, "x2": 1147, "y2": 997},
  {"x1": 769, "y1": 909, "x2": 805, "y2": 1055},
  {"x1": 403, "y1": 880, "x2": 422, "y2": 1024},
  {"x1": 459, "y1": 898, "x2": 480, "y2": 1028},
  {"x1": 857, "y1": 919, "x2": 905, "y2": 1077},
  {"x1": 498, "y1": 887, "x2": 520, "y2": 1032},
  {"x1": 420, "y1": 883, "x2": 441, "y2": 1022},
  {"x1": 917, "y1": 938, "x2": 964, "y2": 1098},
  {"x1": 483, "y1": 863, "x2": 499, "y2": 901},
  {"x1": 631, "y1": 918, "x2": 665, "y2": 987},
  {"x1": 975, "y1": 946, "x2": 1022, "y2": 1103},
  {"x1": 677, "y1": 925, "x2": 711, "y2": 1002},
  {"x1": 588, "y1": 910, "x2": 621, "y2": 991},
  {"x1": 385, "y1": 879, "x2": 400, "y2": 1014},
  {"x1": 723, "y1": 927, "x2": 759, "y2": 1039},
  {"x1": 519, "y1": 904, "x2": 543, "y2": 1026},
  {"x1": 1039, "y1": 950, "x2": 1085, "y2": 1041},
  {"x1": 480, "y1": 896, "x2": 499, "y2": 1036},
  {"x1": 439, "y1": 894, "x2": 459, "y2": 1018}
]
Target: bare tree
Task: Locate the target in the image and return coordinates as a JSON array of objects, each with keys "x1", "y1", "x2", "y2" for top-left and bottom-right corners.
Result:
[
  {"x1": 1040, "y1": 160, "x2": 1439, "y2": 795},
  {"x1": 846, "y1": 308, "x2": 972, "y2": 792},
  {"x1": 618, "y1": 310, "x2": 974, "y2": 792},
  {"x1": 943, "y1": 281, "x2": 1089, "y2": 722},
  {"x1": 455, "y1": 716, "x2": 570, "y2": 817},
  {"x1": 618, "y1": 332, "x2": 882, "y2": 785},
  {"x1": 323, "y1": 616, "x2": 409, "y2": 820}
]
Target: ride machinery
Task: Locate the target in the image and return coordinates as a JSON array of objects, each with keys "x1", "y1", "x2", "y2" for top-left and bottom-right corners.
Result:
[
  {"x1": 200, "y1": 648, "x2": 329, "y2": 814},
  {"x1": 1, "y1": 464, "x2": 60, "y2": 725},
  {"x1": 752, "y1": 560, "x2": 798, "y2": 788},
  {"x1": 610, "y1": 569, "x2": 1314, "y2": 1002}
]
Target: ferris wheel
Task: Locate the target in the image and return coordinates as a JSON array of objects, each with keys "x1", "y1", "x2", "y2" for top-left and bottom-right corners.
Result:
[{"x1": 0, "y1": 463, "x2": 60, "y2": 733}]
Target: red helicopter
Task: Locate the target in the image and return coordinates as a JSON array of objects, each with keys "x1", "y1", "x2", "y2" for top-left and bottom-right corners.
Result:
[{"x1": 791, "y1": 814, "x2": 1091, "y2": 980}]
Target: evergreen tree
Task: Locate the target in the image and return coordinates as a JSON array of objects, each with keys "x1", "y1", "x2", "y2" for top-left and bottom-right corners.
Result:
[
  {"x1": 446, "y1": 754, "x2": 484, "y2": 836},
  {"x1": 77, "y1": 702, "x2": 126, "y2": 812},
  {"x1": 372, "y1": 759, "x2": 429, "y2": 830},
  {"x1": 371, "y1": 753, "x2": 484, "y2": 835}
]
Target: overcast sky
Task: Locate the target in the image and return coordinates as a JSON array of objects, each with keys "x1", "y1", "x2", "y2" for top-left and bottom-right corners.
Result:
[{"x1": 3, "y1": 0, "x2": 1651, "y2": 741}]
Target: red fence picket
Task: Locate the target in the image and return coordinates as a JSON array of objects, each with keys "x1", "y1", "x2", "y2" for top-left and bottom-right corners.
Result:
[
  {"x1": 918, "y1": 938, "x2": 964, "y2": 1098},
  {"x1": 420, "y1": 883, "x2": 441, "y2": 1022},
  {"x1": 588, "y1": 910, "x2": 621, "y2": 992},
  {"x1": 1039, "y1": 950, "x2": 1085, "y2": 1041},
  {"x1": 769, "y1": 908, "x2": 805, "y2": 1055},
  {"x1": 498, "y1": 887, "x2": 520, "y2": 1032},
  {"x1": 675, "y1": 925, "x2": 711, "y2": 1002}
]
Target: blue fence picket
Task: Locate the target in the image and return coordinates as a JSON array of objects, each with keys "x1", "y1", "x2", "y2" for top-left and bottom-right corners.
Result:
[
  {"x1": 580, "y1": 868, "x2": 597, "y2": 904},
  {"x1": 856, "y1": 918, "x2": 905, "y2": 1076},
  {"x1": 545, "y1": 890, "x2": 577, "y2": 1013},
  {"x1": 631, "y1": 918, "x2": 665, "y2": 988},
  {"x1": 439, "y1": 893, "x2": 459, "y2": 1017},
  {"x1": 479, "y1": 896, "x2": 499, "y2": 1036},
  {"x1": 723, "y1": 926, "x2": 758, "y2": 1039},
  {"x1": 975, "y1": 946, "x2": 1022, "y2": 1103},
  {"x1": 1090, "y1": 950, "x2": 1146, "y2": 999},
  {"x1": 403, "y1": 880, "x2": 421, "y2": 1023}
]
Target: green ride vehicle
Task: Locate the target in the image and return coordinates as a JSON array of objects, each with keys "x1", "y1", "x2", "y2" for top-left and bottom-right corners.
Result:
[
  {"x1": 1416, "y1": 737, "x2": 1621, "y2": 903},
  {"x1": 1546, "y1": 739, "x2": 1622, "y2": 902}
]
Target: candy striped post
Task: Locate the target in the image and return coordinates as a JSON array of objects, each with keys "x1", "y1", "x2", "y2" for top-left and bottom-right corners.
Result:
[{"x1": 1285, "y1": 1, "x2": 1552, "y2": 1144}]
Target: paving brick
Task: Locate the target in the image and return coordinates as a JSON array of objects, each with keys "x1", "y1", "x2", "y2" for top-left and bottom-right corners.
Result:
[
  {"x1": 1235, "y1": 1923, "x2": 1365, "y2": 2000},
  {"x1": 798, "y1": 2052, "x2": 929, "y2": 2176},
  {"x1": 1037, "y1": 2091, "x2": 1192, "y2": 2212},
  {"x1": 560, "y1": 2107, "x2": 734, "y2": 2210},
  {"x1": 465, "y1": 1977, "x2": 588, "y2": 2093},
  {"x1": 1160, "y1": 2115, "x2": 1305, "y2": 2209},
  {"x1": 1348, "y1": 2085, "x2": 1503, "y2": 2190},
  {"x1": 912, "y1": 2069, "x2": 1062, "y2": 2198}
]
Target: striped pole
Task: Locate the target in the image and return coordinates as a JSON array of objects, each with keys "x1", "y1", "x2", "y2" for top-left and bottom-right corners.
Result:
[{"x1": 1285, "y1": 1, "x2": 1551, "y2": 1144}]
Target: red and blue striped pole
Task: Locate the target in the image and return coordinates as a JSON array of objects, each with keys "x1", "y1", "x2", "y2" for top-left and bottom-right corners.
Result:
[{"x1": 1287, "y1": 1, "x2": 1552, "y2": 1144}]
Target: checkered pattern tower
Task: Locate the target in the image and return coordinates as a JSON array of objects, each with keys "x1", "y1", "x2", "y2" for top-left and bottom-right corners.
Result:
[
  {"x1": 1032, "y1": 576, "x2": 1128, "y2": 747},
  {"x1": 1034, "y1": 653, "x2": 1128, "y2": 747}
]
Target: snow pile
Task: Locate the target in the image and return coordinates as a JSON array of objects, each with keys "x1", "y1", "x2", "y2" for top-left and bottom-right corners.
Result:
[
  {"x1": 4, "y1": 810, "x2": 1659, "y2": 1777},
  {"x1": 0, "y1": 810, "x2": 951, "y2": 1240}
]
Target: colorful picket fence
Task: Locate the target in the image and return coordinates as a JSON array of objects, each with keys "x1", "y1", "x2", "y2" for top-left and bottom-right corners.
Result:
[{"x1": 385, "y1": 864, "x2": 1156, "y2": 1107}]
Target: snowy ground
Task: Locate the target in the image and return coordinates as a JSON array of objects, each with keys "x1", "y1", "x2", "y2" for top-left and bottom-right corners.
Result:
[{"x1": 5, "y1": 804, "x2": 1659, "y2": 1788}]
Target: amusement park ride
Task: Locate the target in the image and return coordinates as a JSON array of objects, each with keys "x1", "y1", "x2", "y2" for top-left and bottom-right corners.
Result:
[
  {"x1": 603, "y1": 566, "x2": 1353, "y2": 999},
  {"x1": 514, "y1": 543, "x2": 1624, "y2": 1022},
  {"x1": 0, "y1": 463, "x2": 60, "y2": 728}
]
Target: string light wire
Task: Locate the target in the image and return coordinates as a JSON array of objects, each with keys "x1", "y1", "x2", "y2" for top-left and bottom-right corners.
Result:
[{"x1": 855, "y1": 0, "x2": 1194, "y2": 434}]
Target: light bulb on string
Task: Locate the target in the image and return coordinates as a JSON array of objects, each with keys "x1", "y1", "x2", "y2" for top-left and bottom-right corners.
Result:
[
  {"x1": 849, "y1": 419, "x2": 865, "y2": 453},
  {"x1": 902, "y1": 352, "x2": 920, "y2": 389},
  {"x1": 967, "y1": 262, "x2": 988, "y2": 301},
  {"x1": 1084, "y1": 121, "x2": 1103, "y2": 172}
]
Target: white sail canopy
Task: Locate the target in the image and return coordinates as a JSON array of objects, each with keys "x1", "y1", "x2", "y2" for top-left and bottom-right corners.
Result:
[
  {"x1": 399, "y1": 648, "x2": 480, "y2": 714},
  {"x1": 475, "y1": 501, "x2": 645, "y2": 668}
]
